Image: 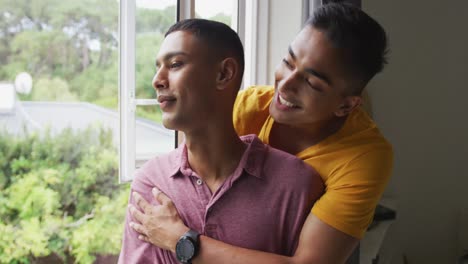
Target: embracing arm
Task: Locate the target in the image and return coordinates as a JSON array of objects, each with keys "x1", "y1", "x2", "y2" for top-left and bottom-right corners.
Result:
[
  {"x1": 193, "y1": 213, "x2": 358, "y2": 264},
  {"x1": 130, "y1": 188, "x2": 358, "y2": 264}
]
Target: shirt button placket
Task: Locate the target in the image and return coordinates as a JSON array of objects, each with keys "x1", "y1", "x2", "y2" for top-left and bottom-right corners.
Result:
[
  {"x1": 193, "y1": 176, "x2": 209, "y2": 216},
  {"x1": 196, "y1": 179, "x2": 203, "y2": 185}
]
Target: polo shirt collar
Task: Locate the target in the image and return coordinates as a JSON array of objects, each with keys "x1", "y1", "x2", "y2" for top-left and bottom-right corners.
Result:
[
  {"x1": 167, "y1": 143, "x2": 187, "y2": 178},
  {"x1": 238, "y1": 134, "x2": 267, "y2": 179},
  {"x1": 167, "y1": 134, "x2": 267, "y2": 179}
]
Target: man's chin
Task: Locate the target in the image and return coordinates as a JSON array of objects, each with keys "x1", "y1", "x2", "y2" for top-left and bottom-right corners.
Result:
[
  {"x1": 161, "y1": 118, "x2": 177, "y2": 131},
  {"x1": 270, "y1": 109, "x2": 289, "y2": 125}
]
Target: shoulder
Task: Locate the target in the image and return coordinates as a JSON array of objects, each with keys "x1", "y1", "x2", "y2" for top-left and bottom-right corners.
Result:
[
  {"x1": 234, "y1": 85, "x2": 275, "y2": 117},
  {"x1": 345, "y1": 141, "x2": 393, "y2": 185},
  {"x1": 233, "y1": 86, "x2": 275, "y2": 136},
  {"x1": 324, "y1": 108, "x2": 393, "y2": 181},
  {"x1": 309, "y1": 116, "x2": 393, "y2": 238},
  {"x1": 264, "y1": 144, "x2": 322, "y2": 186},
  {"x1": 235, "y1": 85, "x2": 275, "y2": 104},
  {"x1": 341, "y1": 109, "x2": 394, "y2": 181},
  {"x1": 260, "y1": 145, "x2": 324, "y2": 205},
  {"x1": 131, "y1": 149, "x2": 180, "y2": 192}
]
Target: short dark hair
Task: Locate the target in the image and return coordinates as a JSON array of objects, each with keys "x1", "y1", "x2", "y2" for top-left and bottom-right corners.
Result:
[
  {"x1": 165, "y1": 19, "x2": 245, "y2": 83},
  {"x1": 306, "y1": 3, "x2": 389, "y2": 95}
]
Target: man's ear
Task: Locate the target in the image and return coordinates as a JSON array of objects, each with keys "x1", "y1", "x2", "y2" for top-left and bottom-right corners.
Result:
[
  {"x1": 334, "y1": 96, "x2": 362, "y2": 117},
  {"x1": 216, "y1": 58, "x2": 237, "y2": 90}
]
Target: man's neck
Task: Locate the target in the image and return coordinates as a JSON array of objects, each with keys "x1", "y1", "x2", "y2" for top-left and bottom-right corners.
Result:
[
  {"x1": 270, "y1": 116, "x2": 347, "y2": 155},
  {"x1": 184, "y1": 121, "x2": 246, "y2": 194}
]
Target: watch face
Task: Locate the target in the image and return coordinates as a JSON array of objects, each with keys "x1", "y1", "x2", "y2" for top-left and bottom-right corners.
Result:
[{"x1": 176, "y1": 236, "x2": 195, "y2": 263}]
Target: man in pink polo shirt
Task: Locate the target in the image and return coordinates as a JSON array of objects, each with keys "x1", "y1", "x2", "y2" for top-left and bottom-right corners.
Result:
[{"x1": 118, "y1": 19, "x2": 324, "y2": 263}]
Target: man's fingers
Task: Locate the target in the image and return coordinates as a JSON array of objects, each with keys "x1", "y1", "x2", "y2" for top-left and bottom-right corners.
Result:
[
  {"x1": 138, "y1": 235, "x2": 150, "y2": 243},
  {"x1": 152, "y1": 187, "x2": 173, "y2": 206},
  {"x1": 130, "y1": 221, "x2": 147, "y2": 236},
  {"x1": 129, "y1": 204, "x2": 146, "y2": 223},
  {"x1": 133, "y1": 192, "x2": 151, "y2": 213}
]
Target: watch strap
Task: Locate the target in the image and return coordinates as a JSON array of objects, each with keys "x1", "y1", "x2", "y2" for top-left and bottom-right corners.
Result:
[
  {"x1": 184, "y1": 229, "x2": 200, "y2": 242},
  {"x1": 176, "y1": 229, "x2": 200, "y2": 263}
]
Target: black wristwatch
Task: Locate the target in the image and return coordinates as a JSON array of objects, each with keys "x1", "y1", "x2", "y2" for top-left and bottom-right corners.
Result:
[{"x1": 175, "y1": 229, "x2": 200, "y2": 263}]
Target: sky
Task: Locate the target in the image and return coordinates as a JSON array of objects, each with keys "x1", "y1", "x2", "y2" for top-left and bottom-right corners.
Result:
[{"x1": 136, "y1": 0, "x2": 234, "y2": 18}]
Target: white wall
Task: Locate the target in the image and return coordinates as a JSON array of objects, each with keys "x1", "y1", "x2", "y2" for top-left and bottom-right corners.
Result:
[
  {"x1": 267, "y1": 0, "x2": 303, "y2": 85},
  {"x1": 363, "y1": 1, "x2": 468, "y2": 263}
]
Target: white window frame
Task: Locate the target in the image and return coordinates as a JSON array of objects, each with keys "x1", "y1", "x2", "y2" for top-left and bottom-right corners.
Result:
[
  {"x1": 119, "y1": 0, "x2": 188, "y2": 183},
  {"x1": 243, "y1": 0, "x2": 269, "y2": 88},
  {"x1": 119, "y1": 0, "x2": 252, "y2": 183},
  {"x1": 119, "y1": 0, "x2": 137, "y2": 183}
]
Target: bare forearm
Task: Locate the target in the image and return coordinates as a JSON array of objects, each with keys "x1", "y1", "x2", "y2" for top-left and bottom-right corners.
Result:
[
  {"x1": 191, "y1": 214, "x2": 359, "y2": 264},
  {"x1": 130, "y1": 190, "x2": 358, "y2": 264},
  {"x1": 193, "y1": 235, "x2": 293, "y2": 264}
]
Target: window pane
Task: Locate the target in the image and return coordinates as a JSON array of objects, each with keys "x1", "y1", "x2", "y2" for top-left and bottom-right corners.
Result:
[
  {"x1": 135, "y1": 0, "x2": 176, "y2": 166},
  {"x1": 0, "y1": 0, "x2": 125, "y2": 261},
  {"x1": 195, "y1": 0, "x2": 237, "y2": 28},
  {"x1": 0, "y1": 0, "x2": 119, "y2": 135}
]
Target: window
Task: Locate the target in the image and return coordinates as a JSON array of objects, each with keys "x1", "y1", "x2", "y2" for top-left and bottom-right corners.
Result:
[
  {"x1": 119, "y1": 0, "x2": 178, "y2": 182},
  {"x1": 134, "y1": 0, "x2": 177, "y2": 169},
  {"x1": 0, "y1": 1, "x2": 127, "y2": 261},
  {"x1": 195, "y1": 0, "x2": 237, "y2": 28},
  {"x1": 119, "y1": 0, "x2": 253, "y2": 182}
]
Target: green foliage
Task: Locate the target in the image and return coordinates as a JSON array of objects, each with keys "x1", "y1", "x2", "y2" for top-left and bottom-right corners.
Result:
[
  {"x1": 206, "y1": 13, "x2": 232, "y2": 27},
  {"x1": 0, "y1": 127, "x2": 130, "y2": 263},
  {"x1": 136, "y1": 106, "x2": 163, "y2": 123},
  {"x1": 69, "y1": 64, "x2": 117, "y2": 103},
  {"x1": 0, "y1": 0, "x2": 230, "y2": 126},
  {"x1": 136, "y1": 34, "x2": 163, "y2": 99},
  {"x1": 32, "y1": 77, "x2": 78, "y2": 101},
  {"x1": 0, "y1": 0, "x2": 174, "y2": 125},
  {"x1": 0, "y1": 217, "x2": 52, "y2": 263},
  {"x1": 9, "y1": 30, "x2": 79, "y2": 77},
  {"x1": 70, "y1": 193, "x2": 128, "y2": 264},
  {"x1": 136, "y1": 6, "x2": 175, "y2": 34},
  {"x1": 92, "y1": 97, "x2": 117, "y2": 110}
]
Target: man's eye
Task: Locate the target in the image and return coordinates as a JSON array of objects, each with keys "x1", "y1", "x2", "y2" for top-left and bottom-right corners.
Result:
[
  {"x1": 170, "y1": 61, "x2": 183, "y2": 68},
  {"x1": 282, "y1": 59, "x2": 293, "y2": 69},
  {"x1": 305, "y1": 79, "x2": 323, "y2": 92}
]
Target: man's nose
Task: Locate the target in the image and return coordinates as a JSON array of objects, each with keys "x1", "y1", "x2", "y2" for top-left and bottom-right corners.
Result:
[
  {"x1": 278, "y1": 70, "x2": 299, "y2": 94},
  {"x1": 152, "y1": 68, "x2": 168, "y2": 90}
]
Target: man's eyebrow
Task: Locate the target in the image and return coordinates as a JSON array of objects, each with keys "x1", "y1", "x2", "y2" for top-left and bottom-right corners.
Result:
[
  {"x1": 288, "y1": 46, "x2": 297, "y2": 60},
  {"x1": 288, "y1": 45, "x2": 331, "y2": 85},
  {"x1": 155, "y1": 51, "x2": 189, "y2": 67}
]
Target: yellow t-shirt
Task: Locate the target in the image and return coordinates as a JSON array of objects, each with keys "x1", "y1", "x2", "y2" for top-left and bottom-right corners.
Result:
[{"x1": 233, "y1": 86, "x2": 393, "y2": 238}]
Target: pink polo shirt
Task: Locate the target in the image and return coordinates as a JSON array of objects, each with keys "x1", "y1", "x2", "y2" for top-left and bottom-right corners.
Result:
[{"x1": 119, "y1": 134, "x2": 324, "y2": 264}]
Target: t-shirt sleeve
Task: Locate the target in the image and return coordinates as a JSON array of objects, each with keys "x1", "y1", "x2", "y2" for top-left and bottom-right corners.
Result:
[
  {"x1": 311, "y1": 145, "x2": 394, "y2": 238},
  {"x1": 233, "y1": 86, "x2": 275, "y2": 136}
]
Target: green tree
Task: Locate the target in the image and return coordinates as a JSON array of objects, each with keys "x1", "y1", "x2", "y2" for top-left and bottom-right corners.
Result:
[
  {"x1": 32, "y1": 77, "x2": 78, "y2": 101},
  {"x1": 50, "y1": 0, "x2": 119, "y2": 70},
  {"x1": 0, "y1": 127, "x2": 129, "y2": 263},
  {"x1": 0, "y1": 0, "x2": 177, "y2": 121},
  {"x1": 136, "y1": 6, "x2": 175, "y2": 34},
  {"x1": 0, "y1": 0, "x2": 119, "y2": 84},
  {"x1": 136, "y1": 34, "x2": 163, "y2": 99}
]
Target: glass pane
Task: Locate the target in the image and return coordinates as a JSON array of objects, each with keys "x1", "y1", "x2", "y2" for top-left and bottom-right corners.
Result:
[
  {"x1": 0, "y1": 0, "x2": 125, "y2": 261},
  {"x1": 0, "y1": 0, "x2": 119, "y2": 135},
  {"x1": 195, "y1": 0, "x2": 237, "y2": 28},
  {"x1": 135, "y1": 0, "x2": 176, "y2": 165}
]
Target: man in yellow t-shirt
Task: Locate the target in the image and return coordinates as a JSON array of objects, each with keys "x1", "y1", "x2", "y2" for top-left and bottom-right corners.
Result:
[
  {"x1": 233, "y1": 85, "x2": 393, "y2": 239},
  {"x1": 128, "y1": 3, "x2": 393, "y2": 263}
]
